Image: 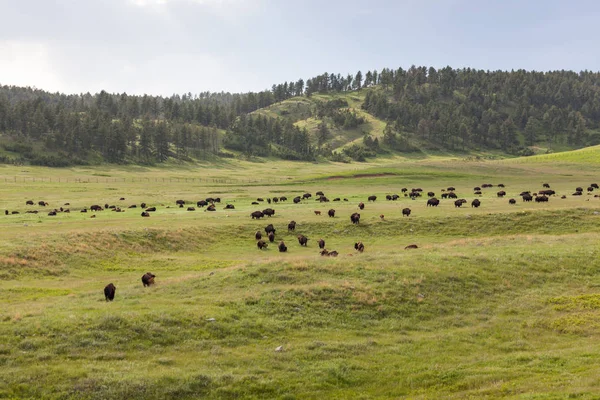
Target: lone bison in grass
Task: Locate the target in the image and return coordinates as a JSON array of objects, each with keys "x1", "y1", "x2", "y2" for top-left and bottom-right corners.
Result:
[
  {"x1": 288, "y1": 221, "x2": 296, "y2": 231},
  {"x1": 297, "y1": 235, "x2": 309, "y2": 246},
  {"x1": 142, "y1": 272, "x2": 156, "y2": 287},
  {"x1": 405, "y1": 244, "x2": 419, "y2": 250},
  {"x1": 471, "y1": 199, "x2": 481, "y2": 208},
  {"x1": 328, "y1": 209, "x2": 335, "y2": 218},
  {"x1": 278, "y1": 241, "x2": 287, "y2": 252},
  {"x1": 350, "y1": 212, "x2": 360, "y2": 224},
  {"x1": 257, "y1": 240, "x2": 268, "y2": 250},
  {"x1": 402, "y1": 208, "x2": 411, "y2": 217},
  {"x1": 104, "y1": 283, "x2": 116, "y2": 301},
  {"x1": 368, "y1": 195, "x2": 377, "y2": 202},
  {"x1": 354, "y1": 242, "x2": 365, "y2": 253},
  {"x1": 543, "y1": 183, "x2": 550, "y2": 188},
  {"x1": 317, "y1": 239, "x2": 325, "y2": 249}
]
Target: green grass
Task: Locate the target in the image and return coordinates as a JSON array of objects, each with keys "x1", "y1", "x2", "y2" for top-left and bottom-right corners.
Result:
[{"x1": 2, "y1": 157, "x2": 600, "y2": 398}]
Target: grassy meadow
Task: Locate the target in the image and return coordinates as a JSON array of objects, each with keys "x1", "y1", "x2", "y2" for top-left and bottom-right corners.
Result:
[{"x1": 1, "y1": 155, "x2": 600, "y2": 399}]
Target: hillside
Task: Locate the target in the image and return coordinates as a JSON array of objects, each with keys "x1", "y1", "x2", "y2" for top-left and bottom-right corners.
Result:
[{"x1": 2, "y1": 66, "x2": 600, "y2": 165}]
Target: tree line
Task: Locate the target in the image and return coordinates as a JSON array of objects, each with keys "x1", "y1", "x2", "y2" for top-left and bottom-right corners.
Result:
[{"x1": 1, "y1": 65, "x2": 599, "y2": 165}]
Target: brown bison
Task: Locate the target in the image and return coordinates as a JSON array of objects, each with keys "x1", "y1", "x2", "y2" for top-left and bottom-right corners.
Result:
[
  {"x1": 402, "y1": 208, "x2": 411, "y2": 217},
  {"x1": 206, "y1": 204, "x2": 216, "y2": 212},
  {"x1": 128, "y1": 204, "x2": 137, "y2": 208},
  {"x1": 454, "y1": 199, "x2": 463, "y2": 207},
  {"x1": 146, "y1": 207, "x2": 157, "y2": 212},
  {"x1": 90, "y1": 204, "x2": 103, "y2": 211},
  {"x1": 497, "y1": 191, "x2": 506, "y2": 197},
  {"x1": 522, "y1": 194, "x2": 533, "y2": 202},
  {"x1": 317, "y1": 239, "x2": 325, "y2": 249},
  {"x1": 427, "y1": 192, "x2": 435, "y2": 198},
  {"x1": 224, "y1": 204, "x2": 235, "y2": 209},
  {"x1": 427, "y1": 198, "x2": 439, "y2": 207},
  {"x1": 268, "y1": 231, "x2": 275, "y2": 243},
  {"x1": 288, "y1": 221, "x2": 296, "y2": 231},
  {"x1": 265, "y1": 224, "x2": 276, "y2": 234},
  {"x1": 197, "y1": 200, "x2": 208, "y2": 207},
  {"x1": 104, "y1": 283, "x2": 116, "y2": 301},
  {"x1": 358, "y1": 202, "x2": 365, "y2": 210},
  {"x1": 380, "y1": 214, "x2": 385, "y2": 220},
  {"x1": 293, "y1": 197, "x2": 301, "y2": 204},
  {"x1": 350, "y1": 212, "x2": 360, "y2": 224},
  {"x1": 142, "y1": 272, "x2": 156, "y2": 287},
  {"x1": 187, "y1": 207, "x2": 196, "y2": 211},
  {"x1": 140, "y1": 203, "x2": 147, "y2": 208},
  {"x1": 297, "y1": 235, "x2": 309, "y2": 246},
  {"x1": 38, "y1": 201, "x2": 48, "y2": 206},
  {"x1": 471, "y1": 199, "x2": 481, "y2": 208},
  {"x1": 543, "y1": 183, "x2": 550, "y2": 188},
  {"x1": 354, "y1": 242, "x2": 365, "y2": 253},
  {"x1": 251, "y1": 211, "x2": 264, "y2": 219},
  {"x1": 328, "y1": 209, "x2": 335, "y2": 218},
  {"x1": 255, "y1": 231, "x2": 262, "y2": 240},
  {"x1": 405, "y1": 244, "x2": 419, "y2": 250},
  {"x1": 141, "y1": 211, "x2": 150, "y2": 217},
  {"x1": 176, "y1": 199, "x2": 185, "y2": 206},
  {"x1": 509, "y1": 198, "x2": 517, "y2": 204},
  {"x1": 314, "y1": 210, "x2": 322, "y2": 216},
  {"x1": 368, "y1": 195, "x2": 377, "y2": 202},
  {"x1": 592, "y1": 183, "x2": 599, "y2": 189},
  {"x1": 278, "y1": 241, "x2": 287, "y2": 252},
  {"x1": 26, "y1": 200, "x2": 34, "y2": 205},
  {"x1": 257, "y1": 240, "x2": 268, "y2": 250},
  {"x1": 48, "y1": 210, "x2": 57, "y2": 216},
  {"x1": 263, "y1": 208, "x2": 275, "y2": 217}
]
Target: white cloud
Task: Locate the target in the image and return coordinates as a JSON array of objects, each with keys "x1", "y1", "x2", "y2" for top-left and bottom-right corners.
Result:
[{"x1": 0, "y1": 40, "x2": 65, "y2": 91}]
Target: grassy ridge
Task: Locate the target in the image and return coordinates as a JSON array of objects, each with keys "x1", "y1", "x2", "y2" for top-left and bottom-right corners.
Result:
[{"x1": 1, "y1": 159, "x2": 600, "y2": 398}]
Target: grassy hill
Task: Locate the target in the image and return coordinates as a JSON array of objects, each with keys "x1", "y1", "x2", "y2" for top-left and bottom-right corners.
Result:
[{"x1": 2, "y1": 156, "x2": 600, "y2": 398}]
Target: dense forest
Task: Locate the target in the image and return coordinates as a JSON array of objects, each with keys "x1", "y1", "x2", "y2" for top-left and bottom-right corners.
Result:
[{"x1": 1, "y1": 66, "x2": 600, "y2": 165}]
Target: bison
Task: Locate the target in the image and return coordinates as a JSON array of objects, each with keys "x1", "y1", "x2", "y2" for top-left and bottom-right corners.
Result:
[
  {"x1": 354, "y1": 242, "x2": 364, "y2": 253},
  {"x1": 293, "y1": 197, "x2": 301, "y2": 204},
  {"x1": 251, "y1": 211, "x2": 264, "y2": 219},
  {"x1": 140, "y1": 203, "x2": 147, "y2": 208},
  {"x1": 317, "y1": 239, "x2": 325, "y2": 249},
  {"x1": 427, "y1": 192, "x2": 435, "y2": 198},
  {"x1": 141, "y1": 211, "x2": 150, "y2": 217},
  {"x1": 314, "y1": 211, "x2": 322, "y2": 216},
  {"x1": 104, "y1": 283, "x2": 116, "y2": 301},
  {"x1": 263, "y1": 208, "x2": 275, "y2": 217},
  {"x1": 402, "y1": 208, "x2": 411, "y2": 217},
  {"x1": 288, "y1": 221, "x2": 296, "y2": 231},
  {"x1": 197, "y1": 200, "x2": 208, "y2": 207},
  {"x1": 176, "y1": 199, "x2": 185, "y2": 206},
  {"x1": 255, "y1": 231, "x2": 262, "y2": 240},
  {"x1": 38, "y1": 201, "x2": 48, "y2": 206},
  {"x1": 297, "y1": 235, "x2": 309, "y2": 246},
  {"x1": 350, "y1": 212, "x2": 361, "y2": 224},
  {"x1": 142, "y1": 272, "x2": 156, "y2": 287},
  {"x1": 522, "y1": 194, "x2": 533, "y2": 202},
  {"x1": 146, "y1": 207, "x2": 157, "y2": 212},
  {"x1": 405, "y1": 244, "x2": 418, "y2": 250},
  {"x1": 90, "y1": 205, "x2": 103, "y2": 211},
  {"x1": 427, "y1": 198, "x2": 439, "y2": 207},
  {"x1": 358, "y1": 202, "x2": 365, "y2": 210},
  {"x1": 497, "y1": 191, "x2": 506, "y2": 197},
  {"x1": 257, "y1": 240, "x2": 268, "y2": 250},
  {"x1": 543, "y1": 183, "x2": 550, "y2": 188},
  {"x1": 26, "y1": 200, "x2": 34, "y2": 205},
  {"x1": 187, "y1": 207, "x2": 196, "y2": 211},
  {"x1": 591, "y1": 183, "x2": 599, "y2": 189},
  {"x1": 265, "y1": 224, "x2": 276, "y2": 234},
  {"x1": 268, "y1": 231, "x2": 275, "y2": 243},
  {"x1": 471, "y1": 199, "x2": 481, "y2": 208},
  {"x1": 224, "y1": 204, "x2": 235, "y2": 209},
  {"x1": 509, "y1": 198, "x2": 516, "y2": 204},
  {"x1": 328, "y1": 209, "x2": 335, "y2": 218},
  {"x1": 454, "y1": 199, "x2": 463, "y2": 208},
  {"x1": 278, "y1": 241, "x2": 287, "y2": 252},
  {"x1": 368, "y1": 195, "x2": 377, "y2": 202},
  {"x1": 535, "y1": 195, "x2": 549, "y2": 202}
]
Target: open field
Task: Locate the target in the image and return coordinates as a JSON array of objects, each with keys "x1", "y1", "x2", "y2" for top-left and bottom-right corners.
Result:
[{"x1": 1, "y1": 154, "x2": 600, "y2": 399}]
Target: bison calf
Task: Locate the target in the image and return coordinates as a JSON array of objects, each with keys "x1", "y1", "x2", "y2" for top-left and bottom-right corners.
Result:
[
  {"x1": 257, "y1": 240, "x2": 268, "y2": 250},
  {"x1": 142, "y1": 272, "x2": 156, "y2": 287}
]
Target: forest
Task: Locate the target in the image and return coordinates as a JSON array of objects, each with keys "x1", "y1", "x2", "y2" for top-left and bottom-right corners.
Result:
[{"x1": 1, "y1": 66, "x2": 599, "y2": 165}]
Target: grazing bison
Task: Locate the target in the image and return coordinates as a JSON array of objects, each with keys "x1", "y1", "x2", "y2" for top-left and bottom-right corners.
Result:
[
  {"x1": 350, "y1": 212, "x2": 361, "y2": 224},
  {"x1": 318, "y1": 196, "x2": 329, "y2": 203},
  {"x1": 263, "y1": 208, "x2": 275, "y2": 217},
  {"x1": 522, "y1": 194, "x2": 533, "y2": 202},
  {"x1": 257, "y1": 240, "x2": 268, "y2": 250},
  {"x1": 328, "y1": 209, "x2": 335, "y2": 218},
  {"x1": 257, "y1": 198, "x2": 264, "y2": 202},
  {"x1": 427, "y1": 192, "x2": 435, "y2": 198},
  {"x1": 454, "y1": 199, "x2": 464, "y2": 208},
  {"x1": 268, "y1": 231, "x2": 275, "y2": 243},
  {"x1": 498, "y1": 184, "x2": 505, "y2": 188},
  {"x1": 187, "y1": 207, "x2": 195, "y2": 211},
  {"x1": 539, "y1": 190, "x2": 555, "y2": 196},
  {"x1": 314, "y1": 210, "x2": 322, "y2": 216},
  {"x1": 358, "y1": 202, "x2": 365, "y2": 210},
  {"x1": 128, "y1": 204, "x2": 137, "y2": 208},
  {"x1": 141, "y1": 211, "x2": 150, "y2": 217},
  {"x1": 333, "y1": 198, "x2": 341, "y2": 202},
  {"x1": 297, "y1": 235, "x2": 309, "y2": 246},
  {"x1": 543, "y1": 183, "x2": 550, "y2": 188},
  {"x1": 293, "y1": 197, "x2": 301, "y2": 204},
  {"x1": 317, "y1": 239, "x2": 325, "y2": 249},
  {"x1": 251, "y1": 211, "x2": 264, "y2": 219},
  {"x1": 535, "y1": 195, "x2": 549, "y2": 203},
  {"x1": 278, "y1": 241, "x2": 287, "y2": 252},
  {"x1": 471, "y1": 199, "x2": 481, "y2": 208},
  {"x1": 441, "y1": 193, "x2": 449, "y2": 199},
  {"x1": 427, "y1": 198, "x2": 439, "y2": 207},
  {"x1": 48, "y1": 210, "x2": 57, "y2": 216},
  {"x1": 26, "y1": 200, "x2": 34, "y2": 205},
  {"x1": 90, "y1": 205, "x2": 103, "y2": 211},
  {"x1": 224, "y1": 204, "x2": 235, "y2": 209},
  {"x1": 447, "y1": 192, "x2": 458, "y2": 199},
  {"x1": 354, "y1": 242, "x2": 365, "y2": 253},
  {"x1": 402, "y1": 208, "x2": 411, "y2": 217},
  {"x1": 140, "y1": 203, "x2": 147, "y2": 208},
  {"x1": 288, "y1": 221, "x2": 296, "y2": 231},
  {"x1": 368, "y1": 195, "x2": 377, "y2": 202},
  {"x1": 588, "y1": 187, "x2": 594, "y2": 192},
  {"x1": 255, "y1": 231, "x2": 262, "y2": 240},
  {"x1": 573, "y1": 191, "x2": 583, "y2": 196},
  {"x1": 267, "y1": 198, "x2": 271, "y2": 204},
  {"x1": 591, "y1": 183, "x2": 599, "y2": 189},
  {"x1": 447, "y1": 187, "x2": 456, "y2": 191},
  {"x1": 497, "y1": 191, "x2": 506, "y2": 197},
  {"x1": 146, "y1": 207, "x2": 157, "y2": 212},
  {"x1": 104, "y1": 283, "x2": 116, "y2": 301},
  {"x1": 142, "y1": 272, "x2": 156, "y2": 287},
  {"x1": 401, "y1": 188, "x2": 408, "y2": 193},
  {"x1": 302, "y1": 193, "x2": 312, "y2": 199},
  {"x1": 272, "y1": 197, "x2": 279, "y2": 203},
  {"x1": 176, "y1": 199, "x2": 185, "y2": 206},
  {"x1": 12, "y1": 211, "x2": 20, "y2": 215},
  {"x1": 119, "y1": 197, "x2": 125, "y2": 201},
  {"x1": 474, "y1": 191, "x2": 482, "y2": 195},
  {"x1": 197, "y1": 200, "x2": 208, "y2": 207},
  {"x1": 265, "y1": 224, "x2": 276, "y2": 235},
  {"x1": 482, "y1": 184, "x2": 493, "y2": 188},
  {"x1": 509, "y1": 198, "x2": 517, "y2": 204},
  {"x1": 279, "y1": 196, "x2": 288, "y2": 202},
  {"x1": 38, "y1": 201, "x2": 48, "y2": 206},
  {"x1": 4, "y1": 210, "x2": 8, "y2": 215},
  {"x1": 391, "y1": 194, "x2": 400, "y2": 200},
  {"x1": 473, "y1": 187, "x2": 481, "y2": 191},
  {"x1": 576, "y1": 187, "x2": 584, "y2": 192},
  {"x1": 316, "y1": 191, "x2": 324, "y2": 196},
  {"x1": 405, "y1": 244, "x2": 419, "y2": 250},
  {"x1": 386, "y1": 195, "x2": 392, "y2": 201}
]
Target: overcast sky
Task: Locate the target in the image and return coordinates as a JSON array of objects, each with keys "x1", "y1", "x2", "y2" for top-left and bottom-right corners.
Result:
[{"x1": 1, "y1": 0, "x2": 599, "y2": 96}]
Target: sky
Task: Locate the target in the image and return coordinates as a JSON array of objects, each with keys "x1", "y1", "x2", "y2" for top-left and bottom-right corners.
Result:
[{"x1": 1, "y1": 0, "x2": 599, "y2": 96}]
